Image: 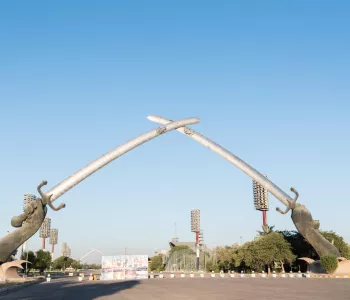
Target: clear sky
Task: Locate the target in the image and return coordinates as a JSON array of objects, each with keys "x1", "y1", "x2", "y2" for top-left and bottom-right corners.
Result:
[{"x1": 0, "y1": 1, "x2": 349, "y2": 263}]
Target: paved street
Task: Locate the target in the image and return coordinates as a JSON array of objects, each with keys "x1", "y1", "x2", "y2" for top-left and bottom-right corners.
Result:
[{"x1": 2, "y1": 277, "x2": 350, "y2": 300}]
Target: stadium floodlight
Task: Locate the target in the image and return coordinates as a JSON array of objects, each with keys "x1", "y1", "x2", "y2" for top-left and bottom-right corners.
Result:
[
  {"x1": 23, "y1": 194, "x2": 36, "y2": 212},
  {"x1": 49, "y1": 229, "x2": 58, "y2": 254},
  {"x1": 253, "y1": 174, "x2": 269, "y2": 211},
  {"x1": 191, "y1": 209, "x2": 200, "y2": 233},
  {"x1": 191, "y1": 209, "x2": 201, "y2": 271},
  {"x1": 39, "y1": 217, "x2": 51, "y2": 250},
  {"x1": 253, "y1": 174, "x2": 269, "y2": 226}
]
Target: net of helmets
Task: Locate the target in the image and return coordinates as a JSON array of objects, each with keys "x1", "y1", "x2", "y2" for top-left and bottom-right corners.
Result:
[
  {"x1": 49, "y1": 229, "x2": 58, "y2": 245},
  {"x1": 191, "y1": 209, "x2": 200, "y2": 232},
  {"x1": 39, "y1": 217, "x2": 51, "y2": 238},
  {"x1": 252, "y1": 180, "x2": 269, "y2": 211}
]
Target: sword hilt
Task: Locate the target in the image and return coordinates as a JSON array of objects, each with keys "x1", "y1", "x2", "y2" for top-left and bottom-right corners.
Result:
[
  {"x1": 276, "y1": 187, "x2": 299, "y2": 215},
  {"x1": 37, "y1": 180, "x2": 66, "y2": 212}
]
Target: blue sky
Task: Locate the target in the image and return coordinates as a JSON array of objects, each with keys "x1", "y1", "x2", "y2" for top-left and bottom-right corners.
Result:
[{"x1": 0, "y1": 1, "x2": 349, "y2": 262}]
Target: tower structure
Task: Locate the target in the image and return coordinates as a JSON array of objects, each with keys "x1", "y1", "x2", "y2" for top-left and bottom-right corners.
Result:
[
  {"x1": 61, "y1": 242, "x2": 67, "y2": 256},
  {"x1": 191, "y1": 209, "x2": 200, "y2": 271},
  {"x1": 49, "y1": 229, "x2": 58, "y2": 255},
  {"x1": 66, "y1": 246, "x2": 71, "y2": 258},
  {"x1": 39, "y1": 217, "x2": 51, "y2": 250},
  {"x1": 253, "y1": 174, "x2": 269, "y2": 226},
  {"x1": 21, "y1": 194, "x2": 36, "y2": 257},
  {"x1": 61, "y1": 242, "x2": 71, "y2": 257}
]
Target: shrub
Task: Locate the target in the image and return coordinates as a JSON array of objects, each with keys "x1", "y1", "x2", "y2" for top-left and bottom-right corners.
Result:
[
  {"x1": 320, "y1": 254, "x2": 338, "y2": 274},
  {"x1": 205, "y1": 262, "x2": 220, "y2": 273},
  {"x1": 149, "y1": 255, "x2": 164, "y2": 271}
]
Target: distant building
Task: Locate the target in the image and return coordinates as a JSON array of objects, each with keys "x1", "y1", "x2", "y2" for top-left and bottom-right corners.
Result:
[
  {"x1": 23, "y1": 194, "x2": 36, "y2": 211},
  {"x1": 39, "y1": 218, "x2": 51, "y2": 238},
  {"x1": 62, "y1": 242, "x2": 67, "y2": 256},
  {"x1": 62, "y1": 242, "x2": 71, "y2": 257},
  {"x1": 169, "y1": 241, "x2": 196, "y2": 251},
  {"x1": 169, "y1": 240, "x2": 210, "y2": 253},
  {"x1": 166, "y1": 240, "x2": 212, "y2": 271},
  {"x1": 21, "y1": 194, "x2": 37, "y2": 256}
]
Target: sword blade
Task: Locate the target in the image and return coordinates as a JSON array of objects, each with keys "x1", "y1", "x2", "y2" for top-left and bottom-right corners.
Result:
[
  {"x1": 46, "y1": 117, "x2": 200, "y2": 202},
  {"x1": 147, "y1": 115, "x2": 291, "y2": 207}
]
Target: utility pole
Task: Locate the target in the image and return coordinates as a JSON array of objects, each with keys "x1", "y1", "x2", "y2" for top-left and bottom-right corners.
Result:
[
  {"x1": 123, "y1": 247, "x2": 127, "y2": 280},
  {"x1": 24, "y1": 241, "x2": 28, "y2": 276},
  {"x1": 191, "y1": 209, "x2": 200, "y2": 271},
  {"x1": 199, "y1": 230, "x2": 204, "y2": 271}
]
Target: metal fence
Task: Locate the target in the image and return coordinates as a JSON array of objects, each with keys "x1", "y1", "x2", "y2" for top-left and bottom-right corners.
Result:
[{"x1": 164, "y1": 249, "x2": 216, "y2": 272}]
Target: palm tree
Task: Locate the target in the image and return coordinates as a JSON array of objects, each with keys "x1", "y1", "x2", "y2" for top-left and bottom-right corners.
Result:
[{"x1": 257, "y1": 225, "x2": 275, "y2": 236}]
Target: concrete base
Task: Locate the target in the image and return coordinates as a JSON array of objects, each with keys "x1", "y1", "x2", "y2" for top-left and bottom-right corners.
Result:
[
  {"x1": 335, "y1": 260, "x2": 350, "y2": 274},
  {"x1": 0, "y1": 260, "x2": 29, "y2": 280},
  {"x1": 299, "y1": 257, "x2": 350, "y2": 275}
]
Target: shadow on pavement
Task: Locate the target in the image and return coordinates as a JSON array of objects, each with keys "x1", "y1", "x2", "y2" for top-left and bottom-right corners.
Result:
[{"x1": 7, "y1": 279, "x2": 140, "y2": 300}]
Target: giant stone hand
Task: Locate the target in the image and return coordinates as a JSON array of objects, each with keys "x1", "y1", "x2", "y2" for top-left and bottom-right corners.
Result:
[{"x1": 0, "y1": 180, "x2": 65, "y2": 263}]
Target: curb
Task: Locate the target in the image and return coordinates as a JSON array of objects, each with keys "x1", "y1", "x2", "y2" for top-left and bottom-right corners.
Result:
[
  {"x1": 0, "y1": 278, "x2": 45, "y2": 296},
  {"x1": 147, "y1": 272, "x2": 350, "y2": 279},
  {"x1": 310, "y1": 275, "x2": 350, "y2": 279}
]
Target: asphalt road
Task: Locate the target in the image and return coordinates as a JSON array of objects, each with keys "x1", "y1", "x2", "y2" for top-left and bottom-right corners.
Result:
[{"x1": 2, "y1": 277, "x2": 350, "y2": 300}]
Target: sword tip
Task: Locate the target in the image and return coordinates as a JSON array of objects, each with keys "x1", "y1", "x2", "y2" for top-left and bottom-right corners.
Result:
[{"x1": 147, "y1": 115, "x2": 160, "y2": 122}]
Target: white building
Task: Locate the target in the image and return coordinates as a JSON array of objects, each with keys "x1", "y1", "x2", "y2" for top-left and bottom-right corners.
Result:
[{"x1": 23, "y1": 194, "x2": 36, "y2": 211}]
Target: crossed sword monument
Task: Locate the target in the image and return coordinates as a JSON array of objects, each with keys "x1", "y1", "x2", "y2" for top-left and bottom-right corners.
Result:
[{"x1": 0, "y1": 116, "x2": 341, "y2": 279}]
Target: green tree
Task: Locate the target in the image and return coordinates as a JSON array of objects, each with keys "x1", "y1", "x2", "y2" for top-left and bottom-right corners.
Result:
[
  {"x1": 236, "y1": 232, "x2": 295, "y2": 273},
  {"x1": 205, "y1": 261, "x2": 220, "y2": 272},
  {"x1": 20, "y1": 251, "x2": 36, "y2": 275},
  {"x1": 320, "y1": 254, "x2": 338, "y2": 274},
  {"x1": 90, "y1": 264, "x2": 102, "y2": 270},
  {"x1": 320, "y1": 231, "x2": 350, "y2": 259},
  {"x1": 232, "y1": 241, "x2": 258, "y2": 271},
  {"x1": 254, "y1": 232, "x2": 295, "y2": 273},
  {"x1": 279, "y1": 230, "x2": 318, "y2": 260},
  {"x1": 280, "y1": 230, "x2": 350, "y2": 260},
  {"x1": 149, "y1": 255, "x2": 164, "y2": 271},
  {"x1": 88, "y1": 264, "x2": 101, "y2": 269},
  {"x1": 53, "y1": 256, "x2": 73, "y2": 270},
  {"x1": 71, "y1": 260, "x2": 83, "y2": 270},
  {"x1": 216, "y1": 245, "x2": 237, "y2": 271},
  {"x1": 34, "y1": 250, "x2": 52, "y2": 274}
]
